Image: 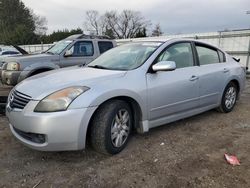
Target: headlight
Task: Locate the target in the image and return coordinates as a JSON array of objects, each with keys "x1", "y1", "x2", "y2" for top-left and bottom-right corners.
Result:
[
  {"x1": 6, "y1": 62, "x2": 20, "y2": 71},
  {"x1": 34, "y1": 86, "x2": 89, "y2": 112}
]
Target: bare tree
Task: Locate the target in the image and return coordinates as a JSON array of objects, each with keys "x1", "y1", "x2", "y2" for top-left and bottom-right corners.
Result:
[
  {"x1": 83, "y1": 10, "x2": 105, "y2": 35},
  {"x1": 152, "y1": 23, "x2": 163, "y2": 37},
  {"x1": 33, "y1": 14, "x2": 48, "y2": 36},
  {"x1": 104, "y1": 10, "x2": 150, "y2": 39},
  {"x1": 83, "y1": 10, "x2": 150, "y2": 38}
]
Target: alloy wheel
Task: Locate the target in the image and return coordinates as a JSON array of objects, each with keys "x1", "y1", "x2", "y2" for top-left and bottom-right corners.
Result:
[{"x1": 111, "y1": 109, "x2": 130, "y2": 148}]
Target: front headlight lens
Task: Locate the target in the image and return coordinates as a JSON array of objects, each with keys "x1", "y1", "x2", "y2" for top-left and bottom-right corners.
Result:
[
  {"x1": 34, "y1": 86, "x2": 89, "y2": 112},
  {"x1": 6, "y1": 62, "x2": 20, "y2": 71}
]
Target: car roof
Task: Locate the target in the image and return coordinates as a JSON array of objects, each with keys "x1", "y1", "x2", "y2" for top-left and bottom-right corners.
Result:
[
  {"x1": 119, "y1": 38, "x2": 224, "y2": 52},
  {"x1": 65, "y1": 34, "x2": 112, "y2": 40}
]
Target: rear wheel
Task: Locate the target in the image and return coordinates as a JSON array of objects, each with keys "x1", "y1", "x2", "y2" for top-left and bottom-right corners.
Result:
[
  {"x1": 90, "y1": 100, "x2": 132, "y2": 155},
  {"x1": 218, "y1": 82, "x2": 238, "y2": 113}
]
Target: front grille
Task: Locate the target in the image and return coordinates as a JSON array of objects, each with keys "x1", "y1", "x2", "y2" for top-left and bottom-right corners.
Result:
[{"x1": 9, "y1": 90, "x2": 32, "y2": 109}]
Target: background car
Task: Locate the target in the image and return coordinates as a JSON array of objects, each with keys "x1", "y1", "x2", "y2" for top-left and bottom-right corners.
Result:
[
  {"x1": 6, "y1": 39, "x2": 246, "y2": 155},
  {"x1": 0, "y1": 45, "x2": 28, "y2": 81},
  {"x1": 1, "y1": 34, "x2": 116, "y2": 86}
]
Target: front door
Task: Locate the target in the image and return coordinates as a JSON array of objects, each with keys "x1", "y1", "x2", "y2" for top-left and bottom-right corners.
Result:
[
  {"x1": 60, "y1": 41, "x2": 95, "y2": 67},
  {"x1": 147, "y1": 42, "x2": 200, "y2": 122}
]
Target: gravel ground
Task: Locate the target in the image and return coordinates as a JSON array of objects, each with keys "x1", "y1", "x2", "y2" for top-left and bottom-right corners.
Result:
[{"x1": 0, "y1": 80, "x2": 249, "y2": 188}]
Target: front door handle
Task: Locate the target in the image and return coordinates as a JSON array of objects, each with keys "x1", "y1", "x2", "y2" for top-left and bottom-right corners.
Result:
[
  {"x1": 189, "y1": 75, "x2": 199, "y2": 81},
  {"x1": 223, "y1": 68, "x2": 229, "y2": 73}
]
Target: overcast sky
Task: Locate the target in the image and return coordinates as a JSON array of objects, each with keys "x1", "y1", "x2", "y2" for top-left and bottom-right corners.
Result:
[{"x1": 22, "y1": 0, "x2": 250, "y2": 35}]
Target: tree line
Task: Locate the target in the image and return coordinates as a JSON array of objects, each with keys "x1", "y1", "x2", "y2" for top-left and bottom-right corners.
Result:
[
  {"x1": 0, "y1": 0, "x2": 164, "y2": 45},
  {"x1": 83, "y1": 10, "x2": 163, "y2": 39}
]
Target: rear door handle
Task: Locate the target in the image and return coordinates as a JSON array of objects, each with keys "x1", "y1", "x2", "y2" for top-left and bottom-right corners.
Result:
[
  {"x1": 189, "y1": 75, "x2": 199, "y2": 81},
  {"x1": 223, "y1": 68, "x2": 229, "y2": 73}
]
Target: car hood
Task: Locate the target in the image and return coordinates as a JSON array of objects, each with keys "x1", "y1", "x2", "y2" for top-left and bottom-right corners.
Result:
[
  {"x1": 0, "y1": 54, "x2": 22, "y2": 65},
  {"x1": 15, "y1": 67, "x2": 127, "y2": 100},
  {"x1": 5, "y1": 53, "x2": 58, "y2": 63}
]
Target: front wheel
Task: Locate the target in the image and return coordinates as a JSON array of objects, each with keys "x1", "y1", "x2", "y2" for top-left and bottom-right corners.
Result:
[
  {"x1": 90, "y1": 100, "x2": 132, "y2": 155},
  {"x1": 218, "y1": 82, "x2": 238, "y2": 113}
]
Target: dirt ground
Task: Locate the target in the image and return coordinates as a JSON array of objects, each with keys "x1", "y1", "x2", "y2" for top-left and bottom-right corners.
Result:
[{"x1": 0, "y1": 80, "x2": 249, "y2": 188}]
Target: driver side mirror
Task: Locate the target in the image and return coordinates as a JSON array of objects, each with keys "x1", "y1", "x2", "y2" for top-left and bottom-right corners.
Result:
[
  {"x1": 64, "y1": 49, "x2": 73, "y2": 57},
  {"x1": 152, "y1": 61, "x2": 176, "y2": 72}
]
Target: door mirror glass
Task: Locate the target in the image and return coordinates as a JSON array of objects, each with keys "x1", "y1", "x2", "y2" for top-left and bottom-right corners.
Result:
[
  {"x1": 152, "y1": 61, "x2": 176, "y2": 72},
  {"x1": 64, "y1": 49, "x2": 73, "y2": 57}
]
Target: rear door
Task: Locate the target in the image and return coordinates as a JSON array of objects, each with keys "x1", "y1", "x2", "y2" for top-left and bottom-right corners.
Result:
[
  {"x1": 194, "y1": 43, "x2": 229, "y2": 107},
  {"x1": 60, "y1": 41, "x2": 96, "y2": 67},
  {"x1": 146, "y1": 42, "x2": 200, "y2": 121}
]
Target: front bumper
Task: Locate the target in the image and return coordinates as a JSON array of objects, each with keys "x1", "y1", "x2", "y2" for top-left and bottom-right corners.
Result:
[
  {"x1": 1, "y1": 70, "x2": 21, "y2": 85},
  {"x1": 6, "y1": 100, "x2": 97, "y2": 151}
]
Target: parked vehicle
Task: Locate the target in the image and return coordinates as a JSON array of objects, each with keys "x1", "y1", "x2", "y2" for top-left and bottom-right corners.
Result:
[
  {"x1": 0, "y1": 45, "x2": 28, "y2": 80},
  {"x1": 6, "y1": 39, "x2": 246, "y2": 155},
  {"x1": 1, "y1": 34, "x2": 116, "y2": 86},
  {"x1": 0, "y1": 50, "x2": 20, "y2": 56}
]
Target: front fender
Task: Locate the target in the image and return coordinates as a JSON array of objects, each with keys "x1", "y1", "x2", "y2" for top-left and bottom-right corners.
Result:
[
  {"x1": 18, "y1": 63, "x2": 60, "y2": 82},
  {"x1": 69, "y1": 88, "x2": 147, "y2": 120}
]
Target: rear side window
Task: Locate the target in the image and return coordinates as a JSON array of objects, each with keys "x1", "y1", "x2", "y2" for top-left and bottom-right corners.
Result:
[
  {"x1": 98, "y1": 41, "x2": 113, "y2": 54},
  {"x1": 2, "y1": 51, "x2": 19, "y2": 55},
  {"x1": 218, "y1": 50, "x2": 225, "y2": 62},
  {"x1": 196, "y1": 45, "x2": 220, "y2": 65}
]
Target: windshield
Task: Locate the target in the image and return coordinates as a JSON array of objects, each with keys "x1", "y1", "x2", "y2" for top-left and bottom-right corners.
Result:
[
  {"x1": 46, "y1": 40, "x2": 72, "y2": 55},
  {"x1": 88, "y1": 42, "x2": 162, "y2": 70}
]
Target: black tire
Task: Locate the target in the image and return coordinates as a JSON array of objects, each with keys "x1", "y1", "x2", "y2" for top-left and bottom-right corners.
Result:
[
  {"x1": 218, "y1": 82, "x2": 238, "y2": 113},
  {"x1": 90, "y1": 100, "x2": 132, "y2": 155}
]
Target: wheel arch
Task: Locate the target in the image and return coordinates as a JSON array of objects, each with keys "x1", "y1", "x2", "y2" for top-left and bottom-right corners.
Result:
[
  {"x1": 18, "y1": 63, "x2": 60, "y2": 82},
  {"x1": 28, "y1": 67, "x2": 54, "y2": 77},
  {"x1": 85, "y1": 96, "x2": 144, "y2": 145},
  {"x1": 225, "y1": 79, "x2": 241, "y2": 100},
  {"x1": 230, "y1": 79, "x2": 240, "y2": 93}
]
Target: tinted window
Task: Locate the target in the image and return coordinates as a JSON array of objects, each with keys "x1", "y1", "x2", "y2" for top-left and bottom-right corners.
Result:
[
  {"x1": 2, "y1": 51, "x2": 10, "y2": 55},
  {"x1": 157, "y1": 42, "x2": 194, "y2": 69},
  {"x1": 196, "y1": 45, "x2": 220, "y2": 65},
  {"x1": 98, "y1": 42, "x2": 113, "y2": 54},
  {"x1": 2, "y1": 51, "x2": 19, "y2": 55},
  {"x1": 218, "y1": 50, "x2": 225, "y2": 62},
  {"x1": 68, "y1": 41, "x2": 94, "y2": 57}
]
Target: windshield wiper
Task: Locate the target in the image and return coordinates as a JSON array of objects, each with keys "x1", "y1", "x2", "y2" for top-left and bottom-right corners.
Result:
[{"x1": 88, "y1": 65, "x2": 110, "y2": 70}]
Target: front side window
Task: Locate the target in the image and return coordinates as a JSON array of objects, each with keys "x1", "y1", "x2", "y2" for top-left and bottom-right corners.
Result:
[
  {"x1": 196, "y1": 45, "x2": 220, "y2": 65},
  {"x1": 156, "y1": 42, "x2": 194, "y2": 69},
  {"x1": 68, "y1": 41, "x2": 94, "y2": 57},
  {"x1": 98, "y1": 41, "x2": 113, "y2": 54}
]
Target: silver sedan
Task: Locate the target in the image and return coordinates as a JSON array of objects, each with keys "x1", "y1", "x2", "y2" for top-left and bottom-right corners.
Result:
[{"x1": 6, "y1": 39, "x2": 246, "y2": 155}]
